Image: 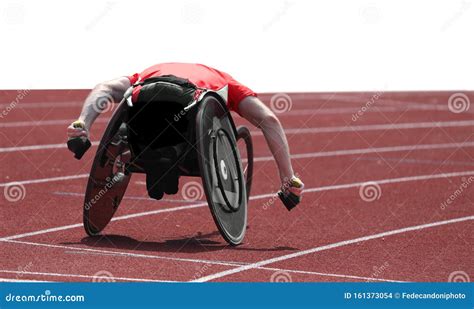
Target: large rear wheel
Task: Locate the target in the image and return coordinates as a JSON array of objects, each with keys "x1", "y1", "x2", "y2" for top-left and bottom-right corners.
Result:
[
  {"x1": 196, "y1": 95, "x2": 247, "y2": 245},
  {"x1": 83, "y1": 105, "x2": 131, "y2": 236}
]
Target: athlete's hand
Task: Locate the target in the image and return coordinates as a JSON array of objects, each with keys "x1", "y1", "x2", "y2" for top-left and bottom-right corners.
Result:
[
  {"x1": 67, "y1": 120, "x2": 88, "y2": 140},
  {"x1": 67, "y1": 120, "x2": 91, "y2": 160},
  {"x1": 278, "y1": 176, "x2": 304, "y2": 211}
]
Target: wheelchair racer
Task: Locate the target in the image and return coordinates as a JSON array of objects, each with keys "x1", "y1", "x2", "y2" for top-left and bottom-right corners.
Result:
[{"x1": 67, "y1": 63, "x2": 304, "y2": 210}]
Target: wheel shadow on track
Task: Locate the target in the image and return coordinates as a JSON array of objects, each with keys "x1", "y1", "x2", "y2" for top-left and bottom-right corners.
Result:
[{"x1": 61, "y1": 232, "x2": 297, "y2": 253}]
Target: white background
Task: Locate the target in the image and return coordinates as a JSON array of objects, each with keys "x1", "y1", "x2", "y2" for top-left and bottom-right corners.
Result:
[{"x1": 0, "y1": 0, "x2": 473, "y2": 92}]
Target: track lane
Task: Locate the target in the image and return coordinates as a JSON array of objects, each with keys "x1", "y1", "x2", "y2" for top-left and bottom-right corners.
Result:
[{"x1": 1, "y1": 91, "x2": 472, "y2": 283}]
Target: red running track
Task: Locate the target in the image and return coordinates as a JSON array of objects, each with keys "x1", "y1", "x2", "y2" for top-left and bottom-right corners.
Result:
[{"x1": 0, "y1": 90, "x2": 473, "y2": 282}]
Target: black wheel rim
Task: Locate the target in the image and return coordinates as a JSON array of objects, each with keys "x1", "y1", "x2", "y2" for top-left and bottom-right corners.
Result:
[{"x1": 212, "y1": 128, "x2": 243, "y2": 212}]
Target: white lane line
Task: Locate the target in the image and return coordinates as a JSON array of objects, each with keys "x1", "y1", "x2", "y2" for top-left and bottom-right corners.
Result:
[
  {"x1": 2, "y1": 239, "x2": 242, "y2": 267},
  {"x1": 1, "y1": 239, "x2": 405, "y2": 283},
  {"x1": 257, "y1": 266, "x2": 406, "y2": 283},
  {"x1": 2, "y1": 141, "x2": 473, "y2": 188},
  {"x1": 252, "y1": 141, "x2": 474, "y2": 162},
  {"x1": 0, "y1": 99, "x2": 447, "y2": 112},
  {"x1": 53, "y1": 191, "x2": 198, "y2": 203},
  {"x1": 0, "y1": 277, "x2": 50, "y2": 282},
  {"x1": 315, "y1": 94, "x2": 450, "y2": 108},
  {"x1": 251, "y1": 120, "x2": 474, "y2": 136},
  {"x1": 0, "y1": 142, "x2": 99, "y2": 153},
  {"x1": 0, "y1": 202, "x2": 208, "y2": 241},
  {"x1": 0, "y1": 105, "x2": 447, "y2": 128},
  {"x1": 2, "y1": 119, "x2": 473, "y2": 153},
  {"x1": 0, "y1": 174, "x2": 89, "y2": 187},
  {"x1": 0, "y1": 190, "x2": 275, "y2": 241},
  {"x1": 55, "y1": 165, "x2": 474, "y2": 204},
  {"x1": 258, "y1": 105, "x2": 447, "y2": 116},
  {"x1": 0, "y1": 101, "x2": 83, "y2": 109},
  {"x1": 304, "y1": 170, "x2": 474, "y2": 194},
  {"x1": 0, "y1": 223, "x2": 84, "y2": 241},
  {"x1": 0, "y1": 269, "x2": 176, "y2": 283},
  {"x1": 356, "y1": 156, "x2": 474, "y2": 167},
  {"x1": 2, "y1": 117, "x2": 473, "y2": 135},
  {"x1": 62, "y1": 250, "x2": 403, "y2": 282},
  {"x1": 192, "y1": 216, "x2": 474, "y2": 282},
  {"x1": 1, "y1": 170, "x2": 473, "y2": 241},
  {"x1": 0, "y1": 118, "x2": 109, "y2": 128},
  {"x1": 2, "y1": 138, "x2": 471, "y2": 157}
]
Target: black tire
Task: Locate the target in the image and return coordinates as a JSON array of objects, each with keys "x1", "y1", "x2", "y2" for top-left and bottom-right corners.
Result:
[
  {"x1": 236, "y1": 126, "x2": 253, "y2": 202},
  {"x1": 83, "y1": 104, "x2": 131, "y2": 236}
]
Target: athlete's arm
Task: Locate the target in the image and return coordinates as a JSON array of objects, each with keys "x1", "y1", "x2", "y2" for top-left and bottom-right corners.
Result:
[
  {"x1": 67, "y1": 77, "x2": 130, "y2": 139},
  {"x1": 238, "y1": 96, "x2": 295, "y2": 184}
]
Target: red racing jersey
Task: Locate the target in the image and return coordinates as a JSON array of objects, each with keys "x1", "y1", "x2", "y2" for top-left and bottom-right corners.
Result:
[{"x1": 127, "y1": 63, "x2": 257, "y2": 114}]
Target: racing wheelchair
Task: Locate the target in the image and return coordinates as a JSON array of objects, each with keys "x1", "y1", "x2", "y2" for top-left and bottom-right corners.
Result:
[{"x1": 68, "y1": 76, "x2": 254, "y2": 245}]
